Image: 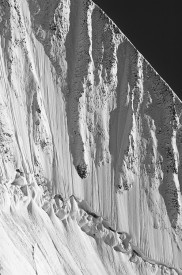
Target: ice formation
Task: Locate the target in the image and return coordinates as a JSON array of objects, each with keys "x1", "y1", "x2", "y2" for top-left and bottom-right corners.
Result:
[{"x1": 0, "y1": 0, "x2": 182, "y2": 274}]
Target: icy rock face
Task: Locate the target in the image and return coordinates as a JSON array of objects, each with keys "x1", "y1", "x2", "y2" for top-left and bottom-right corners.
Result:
[{"x1": 0, "y1": 0, "x2": 182, "y2": 274}]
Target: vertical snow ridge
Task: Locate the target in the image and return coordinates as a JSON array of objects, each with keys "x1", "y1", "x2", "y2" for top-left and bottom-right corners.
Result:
[
  {"x1": 0, "y1": 0, "x2": 182, "y2": 274},
  {"x1": 143, "y1": 63, "x2": 182, "y2": 229}
]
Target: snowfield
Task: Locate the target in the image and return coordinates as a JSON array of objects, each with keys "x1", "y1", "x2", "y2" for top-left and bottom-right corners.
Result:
[{"x1": 0, "y1": 0, "x2": 182, "y2": 274}]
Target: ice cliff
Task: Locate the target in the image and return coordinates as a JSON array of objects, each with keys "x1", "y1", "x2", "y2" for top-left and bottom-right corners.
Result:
[{"x1": 0, "y1": 0, "x2": 182, "y2": 274}]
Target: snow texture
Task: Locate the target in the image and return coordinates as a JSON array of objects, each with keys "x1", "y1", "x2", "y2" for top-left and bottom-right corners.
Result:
[{"x1": 0, "y1": 0, "x2": 182, "y2": 274}]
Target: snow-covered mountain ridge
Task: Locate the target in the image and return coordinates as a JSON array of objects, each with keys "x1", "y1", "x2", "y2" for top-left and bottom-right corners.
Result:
[{"x1": 0, "y1": 0, "x2": 182, "y2": 274}]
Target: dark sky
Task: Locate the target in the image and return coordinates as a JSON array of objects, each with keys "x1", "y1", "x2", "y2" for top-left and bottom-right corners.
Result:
[{"x1": 93, "y1": 0, "x2": 182, "y2": 99}]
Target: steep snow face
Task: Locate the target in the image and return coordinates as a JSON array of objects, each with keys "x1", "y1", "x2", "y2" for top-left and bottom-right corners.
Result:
[{"x1": 0, "y1": 0, "x2": 182, "y2": 274}]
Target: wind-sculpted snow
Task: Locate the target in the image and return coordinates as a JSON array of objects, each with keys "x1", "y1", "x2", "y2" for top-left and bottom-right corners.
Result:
[
  {"x1": 0, "y1": 0, "x2": 182, "y2": 274},
  {"x1": 0, "y1": 182, "x2": 180, "y2": 274}
]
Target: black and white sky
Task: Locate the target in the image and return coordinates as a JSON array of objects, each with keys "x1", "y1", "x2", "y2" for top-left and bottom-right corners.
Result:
[{"x1": 93, "y1": 0, "x2": 182, "y2": 99}]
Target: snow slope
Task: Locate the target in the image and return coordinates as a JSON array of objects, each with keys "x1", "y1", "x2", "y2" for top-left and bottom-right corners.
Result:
[{"x1": 0, "y1": 0, "x2": 182, "y2": 274}]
